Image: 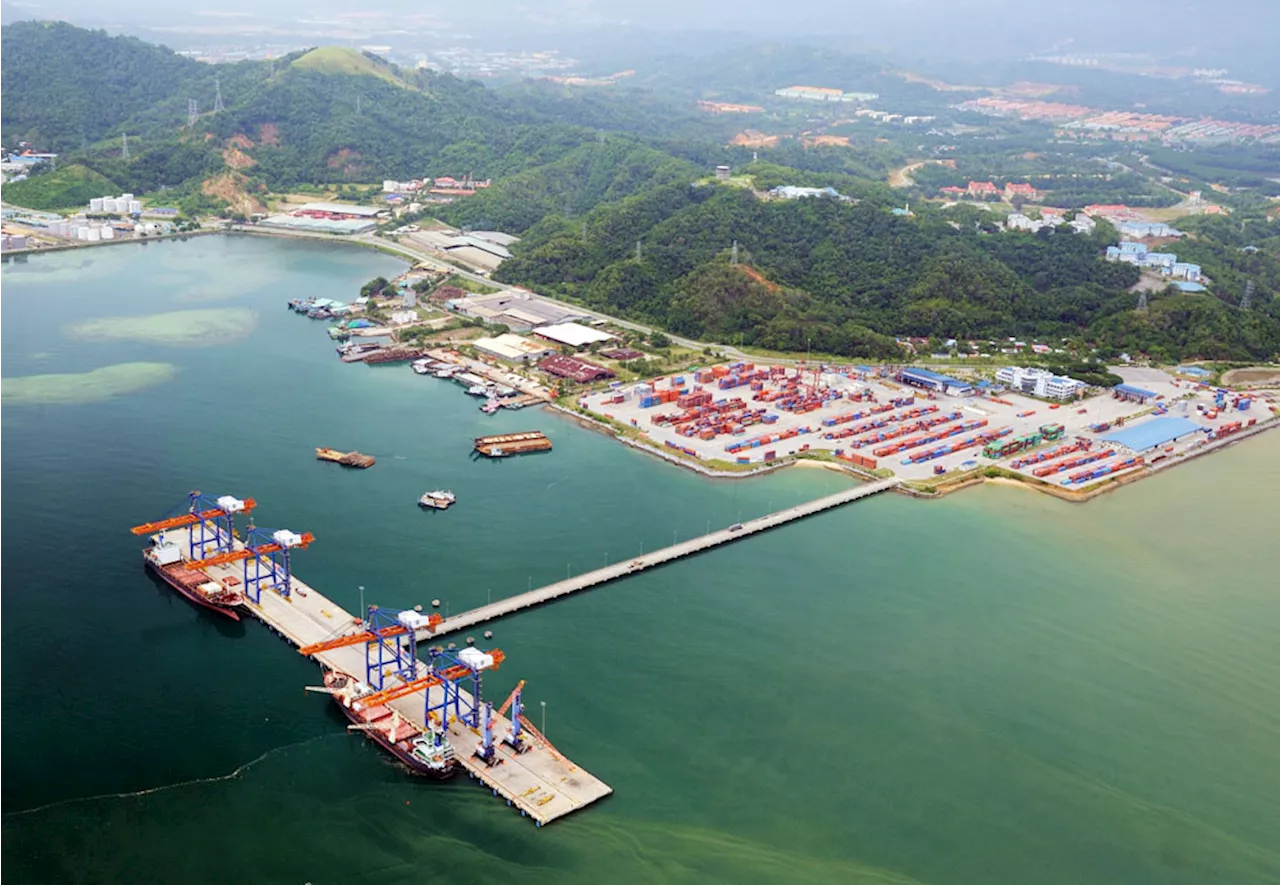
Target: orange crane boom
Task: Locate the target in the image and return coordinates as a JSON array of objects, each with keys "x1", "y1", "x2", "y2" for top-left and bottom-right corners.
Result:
[
  {"x1": 130, "y1": 499, "x2": 257, "y2": 535},
  {"x1": 188, "y1": 532, "x2": 315, "y2": 569},
  {"x1": 496, "y1": 679, "x2": 526, "y2": 718},
  {"x1": 298, "y1": 625, "x2": 408, "y2": 657},
  {"x1": 350, "y1": 650, "x2": 506, "y2": 708}
]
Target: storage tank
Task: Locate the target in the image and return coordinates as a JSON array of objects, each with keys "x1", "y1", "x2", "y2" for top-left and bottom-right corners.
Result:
[
  {"x1": 121, "y1": 193, "x2": 134, "y2": 201},
  {"x1": 86, "y1": 228, "x2": 101, "y2": 242},
  {"x1": 76, "y1": 227, "x2": 90, "y2": 240},
  {"x1": 100, "y1": 226, "x2": 115, "y2": 240},
  {"x1": 89, "y1": 198, "x2": 104, "y2": 212},
  {"x1": 128, "y1": 200, "x2": 142, "y2": 214}
]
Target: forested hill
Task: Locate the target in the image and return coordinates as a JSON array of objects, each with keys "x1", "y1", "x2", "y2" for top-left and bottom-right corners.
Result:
[
  {"x1": 1, "y1": 22, "x2": 231, "y2": 150},
  {"x1": 494, "y1": 185, "x2": 1280, "y2": 361}
]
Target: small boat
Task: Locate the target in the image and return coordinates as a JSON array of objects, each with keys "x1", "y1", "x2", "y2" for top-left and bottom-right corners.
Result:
[
  {"x1": 417, "y1": 490, "x2": 456, "y2": 510},
  {"x1": 435, "y1": 366, "x2": 460, "y2": 378},
  {"x1": 481, "y1": 399, "x2": 501, "y2": 414},
  {"x1": 466, "y1": 384, "x2": 488, "y2": 397}
]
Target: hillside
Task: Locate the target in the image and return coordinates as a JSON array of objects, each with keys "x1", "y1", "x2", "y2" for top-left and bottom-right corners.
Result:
[
  {"x1": 496, "y1": 185, "x2": 1280, "y2": 361},
  {"x1": 0, "y1": 21, "x2": 205, "y2": 150},
  {"x1": 0, "y1": 164, "x2": 119, "y2": 211},
  {"x1": 288, "y1": 47, "x2": 413, "y2": 88}
]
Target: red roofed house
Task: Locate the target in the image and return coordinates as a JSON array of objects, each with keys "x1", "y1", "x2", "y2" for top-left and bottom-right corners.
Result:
[
  {"x1": 1004, "y1": 182, "x2": 1039, "y2": 202},
  {"x1": 967, "y1": 180, "x2": 998, "y2": 198},
  {"x1": 939, "y1": 186, "x2": 966, "y2": 198}
]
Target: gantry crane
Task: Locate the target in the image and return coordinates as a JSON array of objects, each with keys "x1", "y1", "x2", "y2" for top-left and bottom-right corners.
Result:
[
  {"x1": 130, "y1": 491, "x2": 256, "y2": 559},
  {"x1": 188, "y1": 526, "x2": 313, "y2": 602}
]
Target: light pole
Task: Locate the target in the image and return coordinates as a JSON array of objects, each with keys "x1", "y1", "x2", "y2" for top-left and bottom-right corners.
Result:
[
  {"x1": 540, "y1": 700, "x2": 546, "y2": 737},
  {"x1": 358, "y1": 585, "x2": 365, "y2": 619},
  {"x1": 487, "y1": 588, "x2": 492, "y2": 605}
]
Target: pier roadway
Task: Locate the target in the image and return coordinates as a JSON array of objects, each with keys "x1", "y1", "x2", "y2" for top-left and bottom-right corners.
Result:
[
  {"x1": 173, "y1": 526, "x2": 613, "y2": 826},
  {"x1": 424, "y1": 477, "x2": 900, "y2": 639}
]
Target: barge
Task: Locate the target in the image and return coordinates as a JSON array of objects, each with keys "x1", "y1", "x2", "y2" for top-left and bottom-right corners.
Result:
[
  {"x1": 316, "y1": 447, "x2": 376, "y2": 468},
  {"x1": 474, "y1": 431, "x2": 552, "y2": 458},
  {"x1": 418, "y1": 490, "x2": 456, "y2": 510}
]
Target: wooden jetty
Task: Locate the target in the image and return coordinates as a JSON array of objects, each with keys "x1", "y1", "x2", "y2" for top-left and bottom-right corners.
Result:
[
  {"x1": 316, "y1": 447, "x2": 376, "y2": 468},
  {"x1": 169, "y1": 523, "x2": 611, "y2": 826},
  {"x1": 423, "y1": 477, "x2": 900, "y2": 639}
]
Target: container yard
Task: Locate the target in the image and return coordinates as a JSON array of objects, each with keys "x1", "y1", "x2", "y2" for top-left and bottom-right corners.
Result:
[{"x1": 578, "y1": 362, "x2": 1276, "y2": 488}]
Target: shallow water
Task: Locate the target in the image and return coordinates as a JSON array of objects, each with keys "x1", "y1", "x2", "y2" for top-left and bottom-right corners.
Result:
[{"x1": 3, "y1": 236, "x2": 1278, "y2": 884}]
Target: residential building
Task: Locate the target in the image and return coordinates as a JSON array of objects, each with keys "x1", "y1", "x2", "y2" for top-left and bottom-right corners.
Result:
[
  {"x1": 1004, "y1": 182, "x2": 1039, "y2": 201},
  {"x1": 1143, "y1": 252, "x2": 1178, "y2": 272},
  {"x1": 1171, "y1": 262, "x2": 1202, "y2": 281},
  {"x1": 995, "y1": 366, "x2": 1087, "y2": 400},
  {"x1": 1118, "y1": 220, "x2": 1183, "y2": 239},
  {"x1": 967, "y1": 181, "x2": 998, "y2": 198},
  {"x1": 1069, "y1": 214, "x2": 1096, "y2": 234}
]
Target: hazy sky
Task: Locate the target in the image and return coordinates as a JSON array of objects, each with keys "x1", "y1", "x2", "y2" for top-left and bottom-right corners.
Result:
[{"x1": 4, "y1": 0, "x2": 1279, "y2": 71}]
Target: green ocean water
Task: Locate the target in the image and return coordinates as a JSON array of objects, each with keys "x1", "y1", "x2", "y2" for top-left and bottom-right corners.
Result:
[{"x1": 2, "y1": 236, "x2": 1278, "y2": 885}]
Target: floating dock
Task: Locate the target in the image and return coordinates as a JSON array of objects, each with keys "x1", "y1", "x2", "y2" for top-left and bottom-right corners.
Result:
[
  {"x1": 423, "y1": 477, "x2": 900, "y2": 638},
  {"x1": 474, "y1": 431, "x2": 552, "y2": 458},
  {"x1": 158, "y1": 521, "x2": 610, "y2": 826}
]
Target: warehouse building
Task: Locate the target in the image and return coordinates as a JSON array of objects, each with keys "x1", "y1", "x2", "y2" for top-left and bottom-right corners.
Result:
[
  {"x1": 473, "y1": 333, "x2": 555, "y2": 363},
  {"x1": 899, "y1": 367, "x2": 974, "y2": 396},
  {"x1": 538, "y1": 355, "x2": 616, "y2": 383},
  {"x1": 533, "y1": 322, "x2": 616, "y2": 348}
]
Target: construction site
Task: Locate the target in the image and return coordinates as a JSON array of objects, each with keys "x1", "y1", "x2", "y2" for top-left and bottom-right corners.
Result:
[{"x1": 579, "y1": 362, "x2": 1276, "y2": 490}]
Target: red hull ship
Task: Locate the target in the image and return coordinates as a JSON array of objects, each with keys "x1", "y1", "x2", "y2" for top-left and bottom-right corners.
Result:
[
  {"x1": 143, "y1": 538, "x2": 245, "y2": 620},
  {"x1": 324, "y1": 670, "x2": 456, "y2": 778}
]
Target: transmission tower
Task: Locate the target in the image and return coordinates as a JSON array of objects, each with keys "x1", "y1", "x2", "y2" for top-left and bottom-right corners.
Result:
[
  {"x1": 356, "y1": 94, "x2": 362, "y2": 115},
  {"x1": 1241, "y1": 280, "x2": 1255, "y2": 310},
  {"x1": 635, "y1": 239, "x2": 642, "y2": 261},
  {"x1": 188, "y1": 99, "x2": 199, "y2": 127},
  {"x1": 730, "y1": 240, "x2": 739, "y2": 266},
  {"x1": 213, "y1": 77, "x2": 225, "y2": 112},
  {"x1": 1136, "y1": 290, "x2": 1148, "y2": 311},
  {"x1": 121, "y1": 133, "x2": 130, "y2": 160}
]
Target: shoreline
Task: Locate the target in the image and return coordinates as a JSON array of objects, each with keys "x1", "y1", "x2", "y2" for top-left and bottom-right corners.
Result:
[{"x1": 551, "y1": 400, "x2": 1278, "y2": 503}]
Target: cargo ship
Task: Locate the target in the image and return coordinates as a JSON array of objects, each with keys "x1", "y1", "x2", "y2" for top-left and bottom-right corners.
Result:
[
  {"x1": 323, "y1": 670, "x2": 456, "y2": 778},
  {"x1": 142, "y1": 535, "x2": 245, "y2": 620},
  {"x1": 474, "y1": 431, "x2": 552, "y2": 458}
]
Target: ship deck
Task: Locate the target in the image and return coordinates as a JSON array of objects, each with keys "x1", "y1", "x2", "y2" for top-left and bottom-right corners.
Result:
[{"x1": 169, "y1": 525, "x2": 612, "y2": 826}]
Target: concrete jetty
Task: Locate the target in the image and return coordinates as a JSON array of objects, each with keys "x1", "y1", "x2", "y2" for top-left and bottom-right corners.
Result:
[
  {"x1": 423, "y1": 477, "x2": 899, "y2": 638},
  {"x1": 168, "y1": 525, "x2": 612, "y2": 826}
]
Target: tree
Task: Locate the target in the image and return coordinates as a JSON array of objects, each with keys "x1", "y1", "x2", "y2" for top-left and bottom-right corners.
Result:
[{"x1": 649, "y1": 331, "x2": 671, "y2": 348}]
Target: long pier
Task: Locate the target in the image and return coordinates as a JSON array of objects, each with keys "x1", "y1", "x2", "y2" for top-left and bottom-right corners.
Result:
[
  {"x1": 423, "y1": 477, "x2": 899, "y2": 639},
  {"x1": 170, "y1": 525, "x2": 612, "y2": 826}
]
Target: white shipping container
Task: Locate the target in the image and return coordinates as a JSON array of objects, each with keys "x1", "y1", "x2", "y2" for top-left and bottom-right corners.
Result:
[{"x1": 457, "y1": 647, "x2": 495, "y2": 670}]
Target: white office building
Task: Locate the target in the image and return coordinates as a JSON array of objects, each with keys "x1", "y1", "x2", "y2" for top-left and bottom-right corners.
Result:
[{"x1": 995, "y1": 366, "x2": 1087, "y2": 400}]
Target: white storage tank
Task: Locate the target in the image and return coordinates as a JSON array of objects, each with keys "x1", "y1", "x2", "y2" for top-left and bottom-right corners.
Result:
[
  {"x1": 128, "y1": 200, "x2": 142, "y2": 214},
  {"x1": 86, "y1": 228, "x2": 101, "y2": 242},
  {"x1": 101, "y1": 227, "x2": 116, "y2": 240},
  {"x1": 121, "y1": 193, "x2": 134, "y2": 201},
  {"x1": 77, "y1": 227, "x2": 90, "y2": 240},
  {"x1": 89, "y1": 198, "x2": 104, "y2": 212}
]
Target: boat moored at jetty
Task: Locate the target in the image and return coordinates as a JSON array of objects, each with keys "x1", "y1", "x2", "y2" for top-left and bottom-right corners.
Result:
[
  {"x1": 322, "y1": 670, "x2": 456, "y2": 779},
  {"x1": 142, "y1": 536, "x2": 245, "y2": 620},
  {"x1": 474, "y1": 431, "x2": 552, "y2": 458}
]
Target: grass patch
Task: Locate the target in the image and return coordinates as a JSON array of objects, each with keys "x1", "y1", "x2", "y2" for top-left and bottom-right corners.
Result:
[
  {"x1": 289, "y1": 47, "x2": 412, "y2": 88},
  {"x1": 2, "y1": 164, "x2": 118, "y2": 212}
]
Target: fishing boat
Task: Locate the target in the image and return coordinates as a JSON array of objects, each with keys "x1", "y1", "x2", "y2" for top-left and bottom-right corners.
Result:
[
  {"x1": 141, "y1": 535, "x2": 245, "y2": 620},
  {"x1": 466, "y1": 384, "x2": 489, "y2": 397},
  {"x1": 434, "y1": 366, "x2": 460, "y2": 379},
  {"x1": 417, "y1": 490, "x2": 456, "y2": 510},
  {"x1": 411, "y1": 359, "x2": 434, "y2": 375},
  {"x1": 322, "y1": 671, "x2": 456, "y2": 779},
  {"x1": 481, "y1": 399, "x2": 501, "y2": 414}
]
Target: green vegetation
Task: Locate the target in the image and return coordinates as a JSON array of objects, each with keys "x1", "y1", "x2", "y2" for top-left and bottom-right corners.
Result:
[
  {"x1": 1, "y1": 163, "x2": 118, "y2": 211},
  {"x1": 288, "y1": 47, "x2": 412, "y2": 87}
]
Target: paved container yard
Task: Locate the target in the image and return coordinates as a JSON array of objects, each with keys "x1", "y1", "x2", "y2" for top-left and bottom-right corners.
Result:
[{"x1": 579, "y1": 363, "x2": 1271, "y2": 488}]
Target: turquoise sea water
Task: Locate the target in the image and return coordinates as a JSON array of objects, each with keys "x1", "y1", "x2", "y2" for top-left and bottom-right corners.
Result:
[{"x1": 3, "y1": 236, "x2": 1279, "y2": 884}]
